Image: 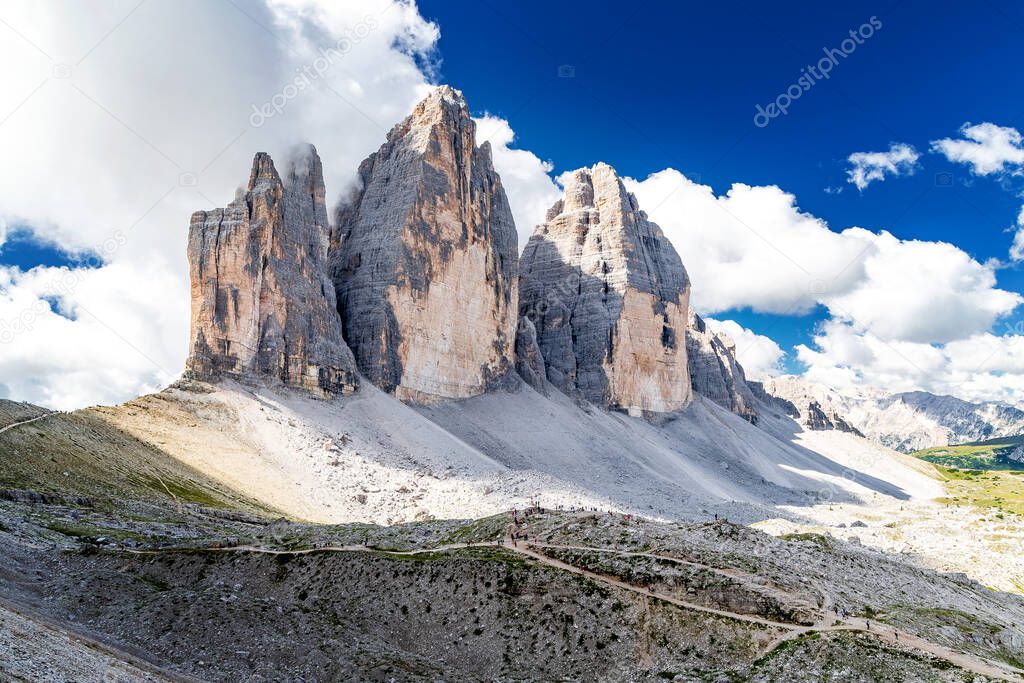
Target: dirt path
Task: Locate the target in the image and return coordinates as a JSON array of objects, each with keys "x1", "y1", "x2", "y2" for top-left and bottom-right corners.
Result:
[
  {"x1": 124, "y1": 539, "x2": 1022, "y2": 681},
  {"x1": 0, "y1": 412, "x2": 58, "y2": 435}
]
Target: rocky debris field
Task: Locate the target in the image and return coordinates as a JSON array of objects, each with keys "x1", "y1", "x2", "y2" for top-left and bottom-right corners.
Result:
[{"x1": 2, "y1": 462, "x2": 1023, "y2": 683}]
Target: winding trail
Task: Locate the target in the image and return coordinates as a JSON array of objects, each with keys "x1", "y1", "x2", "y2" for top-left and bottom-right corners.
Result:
[
  {"x1": 0, "y1": 411, "x2": 59, "y2": 435},
  {"x1": 122, "y1": 538, "x2": 1022, "y2": 681}
]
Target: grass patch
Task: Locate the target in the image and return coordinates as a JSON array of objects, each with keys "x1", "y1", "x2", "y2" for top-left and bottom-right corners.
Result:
[
  {"x1": 935, "y1": 466, "x2": 1024, "y2": 515},
  {"x1": 779, "y1": 532, "x2": 834, "y2": 551},
  {"x1": 913, "y1": 435, "x2": 1024, "y2": 472}
]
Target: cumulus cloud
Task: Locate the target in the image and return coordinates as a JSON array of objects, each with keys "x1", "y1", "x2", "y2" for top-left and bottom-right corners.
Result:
[
  {"x1": 474, "y1": 115, "x2": 561, "y2": 247},
  {"x1": 1010, "y1": 207, "x2": 1024, "y2": 262},
  {"x1": 845, "y1": 143, "x2": 919, "y2": 190},
  {"x1": 0, "y1": 0, "x2": 440, "y2": 408},
  {"x1": 0, "y1": 261, "x2": 187, "y2": 409},
  {"x1": 821, "y1": 229, "x2": 1021, "y2": 343},
  {"x1": 798, "y1": 320, "x2": 1024, "y2": 404},
  {"x1": 625, "y1": 170, "x2": 870, "y2": 315},
  {"x1": 623, "y1": 169, "x2": 1020, "y2": 346},
  {"x1": 931, "y1": 122, "x2": 1024, "y2": 175},
  {"x1": 704, "y1": 318, "x2": 785, "y2": 379}
]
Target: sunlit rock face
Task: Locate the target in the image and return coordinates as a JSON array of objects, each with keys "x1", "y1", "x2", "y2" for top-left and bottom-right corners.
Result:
[
  {"x1": 518, "y1": 163, "x2": 692, "y2": 416},
  {"x1": 186, "y1": 146, "x2": 358, "y2": 395},
  {"x1": 329, "y1": 86, "x2": 519, "y2": 403},
  {"x1": 686, "y1": 311, "x2": 758, "y2": 423}
]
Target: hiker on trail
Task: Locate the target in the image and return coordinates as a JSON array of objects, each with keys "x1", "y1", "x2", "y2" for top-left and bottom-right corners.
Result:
[{"x1": 866, "y1": 620, "x2": 871, "y2": 631}]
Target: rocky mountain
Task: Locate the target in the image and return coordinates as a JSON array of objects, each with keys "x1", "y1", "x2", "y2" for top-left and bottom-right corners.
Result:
[
  {"x1": 185, "y1": 146, "x2": 359, "y2": 396},
  {"x1": 753, "y1": 376, "x2": 863, "y2": 435},
  {"x1": 329, "y1": 86, "x2": 519, "y2": 403},
  {"x1": 839, "y1": 389, "x2": 1024, "y2": 453},
  {"x1": 518, "y1": 163, "x2": 692, "y2": 416},
  {"x1": 686, "y1": 311, "x2": 759, "y2": 423},
  {"x1": 751, "y1": 377, "x2": 1024, "y2": 452}
]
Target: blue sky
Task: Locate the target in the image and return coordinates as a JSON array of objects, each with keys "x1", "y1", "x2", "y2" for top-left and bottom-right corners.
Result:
[{"x1": 418, "y1": 0, "x2": 1024, "y2": 364}]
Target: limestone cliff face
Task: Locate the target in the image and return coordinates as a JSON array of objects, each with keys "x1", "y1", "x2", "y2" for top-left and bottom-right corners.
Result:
[
  {"x1": 518, "y1": 163, "x2": 692, "y2": 415},
  {"x1": 186, "y1": 146, "x2": 358, "y2": 395},
  {"x1": 329, "y1": 87, "x2": 519, "y2": 403},
  {"x1": 686, "y1": 312, "x2": 758, "y2": 423}
]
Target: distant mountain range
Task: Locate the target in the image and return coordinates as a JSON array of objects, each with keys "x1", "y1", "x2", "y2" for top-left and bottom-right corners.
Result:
[{"x1": 756, "y1": 379, "x2": 1024, "y2": 453}]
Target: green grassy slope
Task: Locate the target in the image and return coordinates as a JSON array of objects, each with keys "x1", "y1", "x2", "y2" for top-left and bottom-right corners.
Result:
[
  {"x1": 0, "y1": 399, "x2": 275, "y2": 516},
  {"x1": 912, "y1": 435, "x2": 1024, "y2": 471}
]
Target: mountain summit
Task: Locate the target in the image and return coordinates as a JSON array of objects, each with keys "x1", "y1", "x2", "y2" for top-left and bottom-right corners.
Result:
[
  {"x1": 185, "y1": 145, "x2": 359, "y2": 395},
  {"x1": 330, "y1": 86, "x2": 519, "y2": 402},
  {"x1": 519, "y1": 163, "x2": 692, "y2": 415}
]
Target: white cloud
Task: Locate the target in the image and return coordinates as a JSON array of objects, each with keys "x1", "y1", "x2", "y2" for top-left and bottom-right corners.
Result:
[
  {"x1": 704, "y1": 318, "x2": 785, "y2": 380},
  {"x1": 1010, "y1": 206, "x2": 1024, "y2": 262},
  {"x1": 624, "y1": 169, "x2": 1020, "y2": 346},
  {"x1": 931, "y1": 122, "x2": 1024, "y2": 175},
  {"x1": 0, "y1": 261, "x2": 187, "y2": 410},
  {"x1": 625, "y1": 170, "x2": 870, "y2": 315},
  {"x1": 845, "y1": 142, "x2": 919, "y2": 190},
  {"x1": 474, "y1": 115, "x2": 561, "y2": 247},
  {"x1": 798, "y1": 320, "x2": 1024, "y2": 405},
  {"x1": 821, "y1": 229, "x2": 1021, "y2": 343},
  {"x1": 0, "y1": 0, "x2": 440, "y2": 408}
]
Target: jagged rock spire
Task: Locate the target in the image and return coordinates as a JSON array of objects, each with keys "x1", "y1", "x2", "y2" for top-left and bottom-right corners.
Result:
[
  {"x1": 329, "y1": 86, "x2": 519, "y2": 402},
  {"x1": 186, "y1": 145, "x2": 358, "y2": 395},
  {"x1": 518, "y1": 163, "x2": 692, "y2": 415}
]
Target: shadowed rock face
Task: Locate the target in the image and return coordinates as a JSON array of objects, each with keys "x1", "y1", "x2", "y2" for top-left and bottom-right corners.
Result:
[
  {"x1": 518, "y1": 163, "x2": 692, "y2": 415},
  {"x1": 686, "y1": 312, "x2": 758, "y2": 423},
  {"x1": 514, "y1": 316, "x2": 547, "y2": 395},
  {"x1": 330, "y1": 86, "x2": 519, "y2": 403},
  {"x1": 185, "y1": 146, "x2": 358, "y2": 395}
]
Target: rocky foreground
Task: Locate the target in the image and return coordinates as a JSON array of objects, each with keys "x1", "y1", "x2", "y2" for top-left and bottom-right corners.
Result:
[{"x1": 0, "y1": 396, "x2": 1023, "y2": 681}]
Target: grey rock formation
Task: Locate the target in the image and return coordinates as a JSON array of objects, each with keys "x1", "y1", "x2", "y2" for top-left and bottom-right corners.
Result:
[
  {"x1": 514, "y1": 317, "x2": 547, "y2": 394},
  {"x1": 519, "y1": 163, "x2": 692, "y2": 415},
  {"x1": 754, "y1": 377, "x2": 862, "y2": 435},
  {"x1": 686, "y1": 312, "x2": 758, "y2": 423},
  {"x1": 186, "y1": 146, "x2": 358, "y2": 395},
  {"x1": 330, "y1": 86, "x2": 519, "y2": 403}
]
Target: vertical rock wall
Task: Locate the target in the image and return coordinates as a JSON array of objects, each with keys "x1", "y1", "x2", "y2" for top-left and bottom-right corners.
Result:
[
  {"x1": 329, "y1": 86, "x2": 519, "y2": 403},
  {"x1": 519, "y1": 164, "x2": 692, "y2": 415},
  {"x1": 685, "y1": 312, "x2": 758, "y2": 423},
  {"x1": 186, "y1": 146, "x2": 358, "y2": 395}
]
